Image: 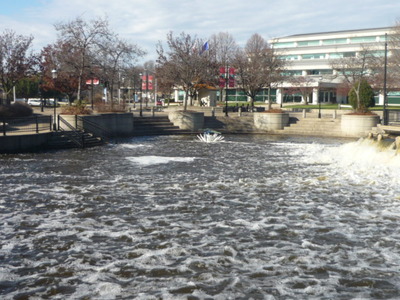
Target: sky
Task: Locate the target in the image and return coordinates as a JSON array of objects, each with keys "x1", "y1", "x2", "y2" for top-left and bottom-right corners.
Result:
[{"x1": 0, "y1": 0, "x2": 399, "y2": 63}]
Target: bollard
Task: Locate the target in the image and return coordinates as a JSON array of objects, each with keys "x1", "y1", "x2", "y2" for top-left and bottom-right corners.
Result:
[
  {"x1": 238, "y1": 107, "x2": 242, "y2": 117},
  {"x1": 302, "y1": 109, "x2": 306, "y2": 118},
  {"x1": 333, "y1": 110, "x2": 337, "y2": 119},
  {"x1": 151, "y1": 106, "x2": 155, "y2": 117},
  {"x1": 211, "y1": 107, "x2": 215, "y2": 117}
]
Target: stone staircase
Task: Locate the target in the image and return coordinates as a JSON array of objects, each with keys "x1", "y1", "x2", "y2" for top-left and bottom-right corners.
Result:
[
  {"x1": 46, "y1": 131, "x2": 104, "y2": 149},
  {"x1": 133, "y1": 116, "x2": 192, "y2": 136},
  {"x1": 276, "y1": 116, "x2": 343, "y2": 137}
]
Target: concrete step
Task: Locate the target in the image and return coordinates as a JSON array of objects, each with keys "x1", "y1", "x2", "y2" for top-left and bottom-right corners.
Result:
[
  {"x1": 133, "y1": 116, "x2": 192, "y2": 136},
  {"x1": 47, "y1": 131, "x2": 104, "y2": 149},
  {"x1": 277, "y1": 117, "x2": 343, "y2": 137}
]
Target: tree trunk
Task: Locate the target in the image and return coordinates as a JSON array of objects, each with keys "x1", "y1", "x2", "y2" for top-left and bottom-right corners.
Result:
[{"x1": 267, "y1": 87, "x2": 272, "y2": 110}]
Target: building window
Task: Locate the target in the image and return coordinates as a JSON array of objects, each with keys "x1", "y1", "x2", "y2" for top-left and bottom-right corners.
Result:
[
  {"x1": 310, "y1": 70, "x2": 333, "y2": 75},
  {"x1": 329, "y1": 52, "x2": 356, "y2": 58},
  {"x1": 273, "y1": 42, "x2": 296, "y2": 48},
  {"x1": 322, "y1": 38, "x2": 347, "y2": 45},
  {"x1": 302, "y1": 53, "x2": 325, "y2": 59},
  {"x1": 343, "y1": 52, "x2": 356, "y2": 57},
  {"x1": 350, "y1": 36, "x2": 377, "y2": 43},
  {"x1": 297, "y1": 40, "x2": 320, "y2": 47},
  {"x1": 282, "y1": 70, "x2": 302, "y2": 76},
  {"x1": 280, "y1": 55, "x2": 299, "y2": 60}
]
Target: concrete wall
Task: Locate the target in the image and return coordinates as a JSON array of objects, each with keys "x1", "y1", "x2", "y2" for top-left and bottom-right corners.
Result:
[
  {"x1": 168, "y1": 111, "x2": 204, "y2": 131},
  {"x1": 0, "y1": 133, "x2": 51, "y2": 153},
  {"x1": 60, "y1": 113, "x2": 134, "y2": 137},
  {"x1": 84, "y1": 113, "x2": 134, "y2": 137}
]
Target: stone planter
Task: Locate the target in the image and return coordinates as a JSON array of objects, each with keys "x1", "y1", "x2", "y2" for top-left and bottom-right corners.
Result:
[
  {"x1": 341, "y1": 114, "x2": 380, "y2": 137},
  {"x1": 168, "y1": 111, "x2": 204, "y2": 131},
  {"x1": 254, "y1": 112, "x2": 290, "y2": 131}
]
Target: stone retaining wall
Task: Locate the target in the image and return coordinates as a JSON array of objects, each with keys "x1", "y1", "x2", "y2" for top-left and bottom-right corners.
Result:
[
  {"x1": 0, "y1": 133, "x2": 51, "y2": 153},
  {"x1": 168, "y1": 111, "x2": 204, "y2": 131}
]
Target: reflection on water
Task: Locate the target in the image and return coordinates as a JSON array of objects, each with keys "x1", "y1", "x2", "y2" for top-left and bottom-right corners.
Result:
[{"x1": 1, "y1": 135, "x2": 400, "y2": 299}]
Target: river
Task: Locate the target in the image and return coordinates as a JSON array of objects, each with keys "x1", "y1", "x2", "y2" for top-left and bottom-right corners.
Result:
[{"x1": 1, "y1": 134, "x2": 400, "y2": 299}]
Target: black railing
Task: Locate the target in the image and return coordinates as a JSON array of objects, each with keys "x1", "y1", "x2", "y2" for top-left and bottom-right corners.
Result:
[
  {"x1": 76, "y1": 116, "x2": 114, "y2": 143},
  {"x1": 57, "y1": 116, "x2": 85, "y2": 148},
  {"x1": 1, "y1": 115, "x2": 52, "y2": 136}
]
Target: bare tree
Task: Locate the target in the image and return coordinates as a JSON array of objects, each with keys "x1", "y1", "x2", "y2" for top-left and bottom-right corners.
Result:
[
  {"x1": 233, "y1": 33, "x2": 286, "y2": 109},
  {"x1": 330, "y1": 46, "x2": 380, "y2": 112},
  {"x1": 41, "y1": 41, "x2": 82, "y2": 103},
  {"x1": 156, "y1": 31, "x2": 215, "y2": 110},
  {"x1": 209, "y1": 32, "x2": 238, "y2": 104},
  {"x1": 0, "y1": 29, "x2": 37, "y2": 104},
  {"x1": 286, "y1": 76, "x2": 316, "y2": 105},
  {"x1": 54, "y1": 16, "x2": 111, "y2": 102},
  {"x1": 209, "y1": 32, "x2": 238, "y2": 67},
  {"x1": 388, "y1": 20, "x2": 400, "y2": 81},
  {"x1": 96, "y1": 34, "x2": 146, "y2": 107}
]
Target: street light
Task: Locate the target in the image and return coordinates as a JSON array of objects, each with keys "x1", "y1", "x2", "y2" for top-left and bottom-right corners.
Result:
[
  {"x1": 133, "y1": 74, "x2": 136, "y2": 109},
  {"x1": 51, "y1": 69, "x2": 58, "y2": 130},
  {"x1": 383, "y1": 32, "x2": 388, "y2": 125},
  {"x1": 318, "y1": 76, "x2": 323, "y2": 119},
  {"x1": 139, "y1": 72, "x2": 143, "y2": 117},
  {"x1": 225, "y1": 66, "x2": 229, "y2": 117}
]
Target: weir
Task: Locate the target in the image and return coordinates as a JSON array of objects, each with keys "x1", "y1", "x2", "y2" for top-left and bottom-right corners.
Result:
[{"x1": 366, "y1": 131, "x2": 400, "y2": 154}]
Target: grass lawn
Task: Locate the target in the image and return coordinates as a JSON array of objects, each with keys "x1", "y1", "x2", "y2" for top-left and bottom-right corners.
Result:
[{"x1": 284, "y1": 104, "x2": 400, "y2": 111}]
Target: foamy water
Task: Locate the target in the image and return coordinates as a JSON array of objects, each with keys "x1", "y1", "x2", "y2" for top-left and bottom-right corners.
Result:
[{"x1": 1, "y1": 135, "x2": 400, "y2": 299}]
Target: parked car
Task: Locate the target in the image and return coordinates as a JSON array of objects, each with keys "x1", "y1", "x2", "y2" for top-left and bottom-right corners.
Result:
[{"x1": 27, "y1": 99, "x2": 42, "y2": 106}]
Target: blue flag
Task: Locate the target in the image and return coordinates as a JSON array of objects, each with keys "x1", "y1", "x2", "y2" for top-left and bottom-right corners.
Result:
[{"x1": 200, "y1": 41, "x2": 209, "y2": 55}]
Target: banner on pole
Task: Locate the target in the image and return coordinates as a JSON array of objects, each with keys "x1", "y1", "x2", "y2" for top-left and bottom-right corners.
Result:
[
  {"x1": 141, "y1": 75, "x2": 154, "y2": 90},
  {"x1": 219, "y1": 67, "x2": 235, "y2": 88}
]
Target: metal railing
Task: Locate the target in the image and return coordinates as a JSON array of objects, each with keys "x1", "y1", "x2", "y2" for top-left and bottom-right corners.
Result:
[
  {"x1": 75, "y1": 116, "x2": 114, "y2": 143},
  {"x1": 57, "y1": 116, "x2": 85, "y2": 148},
  {"x1": 2, "y1": 115, "x2": 52, "y2": 136}
]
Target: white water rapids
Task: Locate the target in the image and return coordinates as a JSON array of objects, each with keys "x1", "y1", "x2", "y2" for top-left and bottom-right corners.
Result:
[{"x1": 1, "y1": 135, "x2": 400, "y2": 299}]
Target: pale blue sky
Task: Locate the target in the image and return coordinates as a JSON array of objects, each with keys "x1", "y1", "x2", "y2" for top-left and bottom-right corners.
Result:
[{"x1": 0, "y1": 0, "x2": 399, "y2": 62}]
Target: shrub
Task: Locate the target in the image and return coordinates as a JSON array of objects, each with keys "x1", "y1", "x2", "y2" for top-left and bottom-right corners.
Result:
[
  {"x1": 0, "y1": 102, "x2": 33, "y2": 118},
  {"x1": 94, "y1": 103, "x2": 126, "y2": 113},
  {"x1": 61, "y1": 102, "x2": 92, "y2": 115},
  {"x1": 348, "y1": 79, "x2": 375, "y2": 113}
]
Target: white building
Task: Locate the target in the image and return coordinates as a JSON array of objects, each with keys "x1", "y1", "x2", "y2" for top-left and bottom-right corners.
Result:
[{"x1": 269, "y1": 27, "x2": 394, "y2": 106}]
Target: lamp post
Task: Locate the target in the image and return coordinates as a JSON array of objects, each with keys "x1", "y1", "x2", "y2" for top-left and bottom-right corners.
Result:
[
  {"x1": 225, "y1": 66, "x2": 229, "y2": 117},
  {"x1": 133, "y1": 74, "x2": 136, "y2": 109},
  {"x1": 383, "y1": 32, "x2": 388, "y2": 125},
  {"x1": 145, "y1": 69, "x2": 149, "y2": 108},
  {"x1": 51, "y1": 69, "x2": 58, "y2": 130},
  {"x1": 139, "y1": 73, "x2": 143, "y2": 117},
  {"x1": 318, "y1": 76, "x2": 323, "y2": 119}
]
